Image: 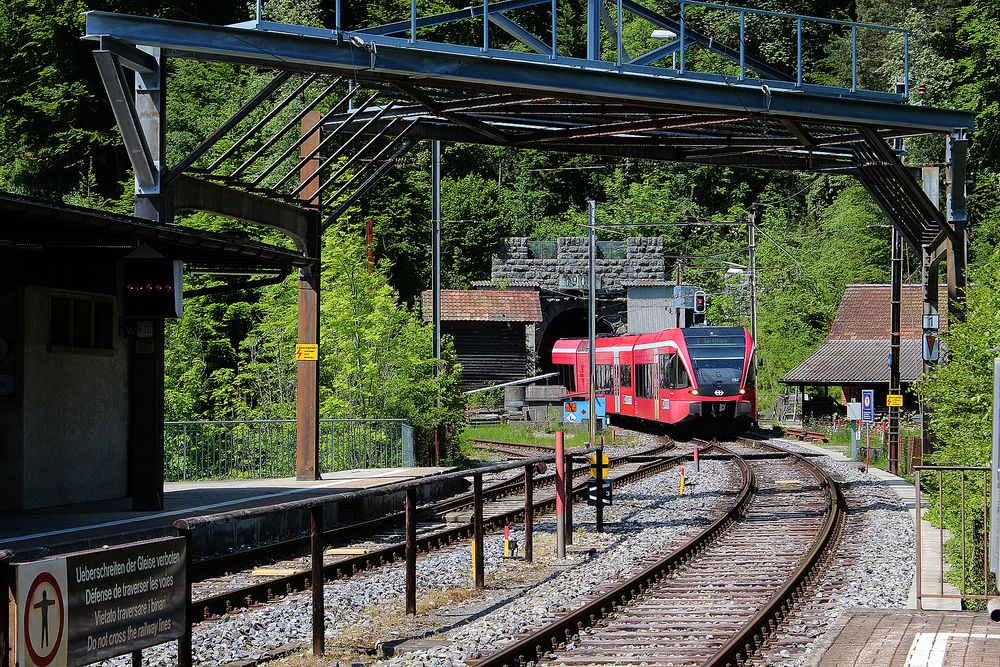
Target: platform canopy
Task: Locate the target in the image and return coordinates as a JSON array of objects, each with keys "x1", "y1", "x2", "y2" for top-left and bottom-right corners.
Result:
[
  {"x1": 83, "y1": 1, "x2": 974, "y2": 258},
  {"x1": 0, "y1": 194, "x2": 311, "y2": 275}
]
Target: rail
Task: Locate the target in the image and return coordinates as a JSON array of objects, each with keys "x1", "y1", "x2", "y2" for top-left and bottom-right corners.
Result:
[
  {"x1": 163, "y1": 418, "x2": 414, "y2": 481},
  {"x1": 914, "y1": 464, "x2": 997, "y2": 609},
  {"x1": 470, "y1": 440, "x2": 844, "y2": 667}
]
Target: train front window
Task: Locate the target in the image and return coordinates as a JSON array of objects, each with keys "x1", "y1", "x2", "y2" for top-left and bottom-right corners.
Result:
[{"x1": 685, "y1": 336, "x2": 746, "y2": 393}]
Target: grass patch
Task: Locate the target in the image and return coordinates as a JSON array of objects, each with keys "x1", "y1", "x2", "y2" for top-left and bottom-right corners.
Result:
[{"x1": 464, "y1": 423, "x2": 596, "y2": 449}]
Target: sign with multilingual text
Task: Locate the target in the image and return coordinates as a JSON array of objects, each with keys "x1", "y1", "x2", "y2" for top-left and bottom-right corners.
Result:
[{"x1": 15, "y1": 537, "x2": 186, "y2": 667}]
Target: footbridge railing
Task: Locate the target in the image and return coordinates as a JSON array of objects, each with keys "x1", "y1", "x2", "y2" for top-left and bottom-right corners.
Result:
[{"x1": 164, "y1": 419, "x2": 416, "y2": 481}]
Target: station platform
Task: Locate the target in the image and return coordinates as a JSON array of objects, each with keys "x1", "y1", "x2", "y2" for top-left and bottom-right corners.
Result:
[
  {"x1": 814, "y1": 609, "x2": 1000, "y2": 666},
  {"x1": 0, "y1": 467, "x2": 459, "y2": 561}
]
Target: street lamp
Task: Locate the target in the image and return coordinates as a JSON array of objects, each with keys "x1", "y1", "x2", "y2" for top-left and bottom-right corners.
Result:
[{"x1": 650, "y1": 29, "x2": 678, "y2": 69}]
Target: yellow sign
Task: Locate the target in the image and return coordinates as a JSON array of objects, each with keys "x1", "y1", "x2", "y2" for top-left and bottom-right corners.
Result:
[
  {"x1": 886, "y1": 394, "x2": 903, "y2": 407},
  {"x1": 295, "y1": 343, "x2": 319, "y2": 361},
  {"x1": 589, "y1": 451, "x2": 609, "y2": 478}
]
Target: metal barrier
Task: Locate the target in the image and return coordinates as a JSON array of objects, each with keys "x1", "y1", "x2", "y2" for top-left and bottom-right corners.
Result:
[
  {"x1": 381, "y1": 0, "x2": 910, "y2": 96},
  {"x1": 164, "y1": 419, "x2": 415, "y2": 481},
  {"x1": 915, "y1": 465, "x2": 996, "y2": 609}
]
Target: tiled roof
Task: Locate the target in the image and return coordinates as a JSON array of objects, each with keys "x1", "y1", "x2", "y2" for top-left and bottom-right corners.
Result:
[
  {"x1": 421, "y1": 289, "x2": 542, "y2": 322},
  {"x1": 470, "y1": 279, "x2": 538, "y2": 288},
  {"x1": 829, "y1": 284, "x2": 948, "y2": 340},
  {"x1": 782, "y1": 339, "x2": 924, "y2": 385}
]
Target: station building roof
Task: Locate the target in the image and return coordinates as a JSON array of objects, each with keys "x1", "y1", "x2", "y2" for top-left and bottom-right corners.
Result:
[
  {"x1": 782, "y1": 284, "x2": 947, "y2": 387},
  {"x1": 421, "y1": 289, "x2": 542, "y2": 323},
  {"x1": 0, "y1": 193, "x2": 312, "y2": 272}
]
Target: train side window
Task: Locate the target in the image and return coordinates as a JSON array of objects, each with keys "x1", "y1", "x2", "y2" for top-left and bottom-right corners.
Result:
[
  {"x1": 658, "y1": 355, "x2": 671, "y2": 389},
  {"x1": 619, "y1": 364, "x2": 632, "y2": 388},
  {"x1": 745, "y1": 353, "x2": 755, "y2": 387},
  {"x1": 635, "y1": 363, "x2": 654, "y2": 399},
  {"x1": 672, "y1": 355, "x2": 690, "y2": 389},
  {"x1": 596, "y1": 364, "x2": 614, "y2": 392}
]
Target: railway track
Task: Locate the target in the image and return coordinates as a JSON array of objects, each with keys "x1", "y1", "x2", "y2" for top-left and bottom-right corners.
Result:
[
  {"x1": 188, "y1": 438, "x2": 693, "y2": 623},
  {"x1": 469, "y1": 440, "x2": 845, "y2": 667}
]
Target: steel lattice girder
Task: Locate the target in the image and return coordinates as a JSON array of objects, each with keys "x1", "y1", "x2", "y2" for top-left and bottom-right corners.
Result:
[
  {"x1": 83, "y1": 12, "x2": 972, "y2": 133},
  {"x1": 83, "y1": 11, "x2": 974, "y2": 253}
]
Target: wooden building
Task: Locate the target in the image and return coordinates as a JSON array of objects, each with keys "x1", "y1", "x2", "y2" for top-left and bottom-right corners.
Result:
[
  {"x1": 781, "y1": 284, "x2": 947, "y2": 416},
  {"x1": 422, "y1": 289, "x2": 542, "y2": 389}
]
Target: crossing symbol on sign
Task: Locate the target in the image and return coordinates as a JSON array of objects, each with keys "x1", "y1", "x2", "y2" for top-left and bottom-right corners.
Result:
[{"x1": 21, "y1": 570, "x2": 66, "y2": 667}]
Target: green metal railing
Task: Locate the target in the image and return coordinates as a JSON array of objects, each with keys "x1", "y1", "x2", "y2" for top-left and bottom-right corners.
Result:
[{"x1": 164, "y1": 419, "x2": 415, "y2": 481}]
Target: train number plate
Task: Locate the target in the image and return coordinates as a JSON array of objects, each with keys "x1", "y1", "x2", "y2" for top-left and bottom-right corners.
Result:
[{"x1": 661, "y1": 399, "x2": 670, "y2": 409}]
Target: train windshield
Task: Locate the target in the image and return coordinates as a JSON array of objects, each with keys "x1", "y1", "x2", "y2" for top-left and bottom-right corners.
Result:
[{"x1": 683, "y1": 333, "x2": 746, "y2": 393}]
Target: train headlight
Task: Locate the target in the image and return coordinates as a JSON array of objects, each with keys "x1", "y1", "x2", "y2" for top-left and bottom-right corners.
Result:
[
  {"x1": 689, "y1": 389, "x2": 699, "y2": 396},
  {"x1": 739, "y1": 388, "x2": 746, "y2": 395}
]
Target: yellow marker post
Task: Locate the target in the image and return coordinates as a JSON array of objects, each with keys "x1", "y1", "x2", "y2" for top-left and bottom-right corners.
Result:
[
  {"x1": 679, "y1": 466, "x2": 686, "y2": 496},
  {"x1": 471, "y1": 537, "x2": 477, "y2": 582}
]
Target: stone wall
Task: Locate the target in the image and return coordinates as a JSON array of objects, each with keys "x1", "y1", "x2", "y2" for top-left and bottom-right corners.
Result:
[{"x1": 491, "y1": 237, "x2": 667, "y2": 291}]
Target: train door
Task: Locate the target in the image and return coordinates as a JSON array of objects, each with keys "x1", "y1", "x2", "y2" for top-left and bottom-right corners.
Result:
[
  {"x1": 613, "y1": 351, "x2": 620, "y2": 413},
  {"x1": 652, "y1": 352, "x2": 660, "y2": 421}
]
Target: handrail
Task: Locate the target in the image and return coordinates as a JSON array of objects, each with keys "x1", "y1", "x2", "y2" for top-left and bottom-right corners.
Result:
[{"x1": 173, "y1": 448, "x2": 597, "y2": 530}]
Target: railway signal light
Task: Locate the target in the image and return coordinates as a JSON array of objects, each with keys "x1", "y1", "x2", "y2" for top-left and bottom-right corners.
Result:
[{"x1": 693, "y1": 290, "x2": 706, "y2": 314}]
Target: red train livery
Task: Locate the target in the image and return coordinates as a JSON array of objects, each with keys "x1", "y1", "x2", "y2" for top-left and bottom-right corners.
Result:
[{"x1": 552, "y1": 327, "x2": 757, "y2": 432}]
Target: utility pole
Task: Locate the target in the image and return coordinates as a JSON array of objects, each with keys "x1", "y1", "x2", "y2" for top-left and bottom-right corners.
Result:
[
  {"x1": 431, "y1": 140, "x2": 442, "y2": 464},
  {"x1": 588, "y1": 200, "x2": 598, "y2": 449},
  {"x1": 748, "y1": 207, "x2": 758, "y2": 344}
]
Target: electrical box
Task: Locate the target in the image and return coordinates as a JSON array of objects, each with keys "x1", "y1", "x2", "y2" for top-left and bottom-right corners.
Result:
[{"x1": 123, "y1": 259, "x2": 183, "y2": 318}]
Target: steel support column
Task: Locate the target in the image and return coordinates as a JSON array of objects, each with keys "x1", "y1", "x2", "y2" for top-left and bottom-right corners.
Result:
[
  {"x1": 587, "y1": 0, "x2": 602, "y2": 60},
  {"x1": 297, "y1": 112, "x2": 322, "y2": 480},
  {"x1": 588, "y1": 200, "x2": 597, "y2": 449},
  {"x1": 431, "y1": 139, "x2": 442, "y2": 464},
  {"x1": 128, "y1": 47, "x2": 166, "y2": 511},
  {"x1": 888, "y1": 227, "x2": 902, "y2": 474},
  {"x1": 946, "y1": 129, "x2": 968, "y2": 323}
]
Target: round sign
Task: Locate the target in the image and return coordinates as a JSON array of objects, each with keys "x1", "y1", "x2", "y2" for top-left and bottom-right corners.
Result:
[
  {"x1": 589, "y1": 452, "x2": 610, "y2": 478},
  {"x1": 863, "y1": 393, "x2": 871, "y2": 407},
  {"x1": 22, "y1": 571, "x2": 65, "y2": 667}
]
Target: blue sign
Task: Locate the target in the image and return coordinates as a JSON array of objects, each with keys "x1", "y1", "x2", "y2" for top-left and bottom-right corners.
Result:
[
  {"x1": 563, "y1": 397, "x2": 606, "y2": 423},
  {"x1": 861, "y1": 389, "x2": 874, "y2": 423}
]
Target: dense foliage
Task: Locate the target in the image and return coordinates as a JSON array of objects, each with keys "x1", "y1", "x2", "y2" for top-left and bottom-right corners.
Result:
[{"x1": 2, "y1": 0, "x2": 999, "y2": 471}]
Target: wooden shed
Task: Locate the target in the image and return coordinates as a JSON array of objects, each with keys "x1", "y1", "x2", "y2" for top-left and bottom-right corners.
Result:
[{"x1": 421, "y1": 289, "x2": 542, "y2": 389}]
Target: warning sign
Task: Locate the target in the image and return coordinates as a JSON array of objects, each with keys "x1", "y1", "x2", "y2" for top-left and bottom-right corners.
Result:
[
  {"x1": 295, "y1": 343, "x2": 319, "y2": 361},
  {"x1": 15, "y1": 537, "x2": 186, "y2": 667},
  {"x1": 18, "y1": 566, "x2": 67, "y2": 667},
  {"x1": 589, "y1": 451, "x2": 609, "y2": 478},
  {"x1": 886, "y1": 394, "x2": 903, "y2": 407}
]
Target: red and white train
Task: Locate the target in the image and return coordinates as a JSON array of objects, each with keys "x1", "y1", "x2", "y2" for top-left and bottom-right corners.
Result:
[{"x1": 552, "y1": 327, "x2": 757, "y2": 433}]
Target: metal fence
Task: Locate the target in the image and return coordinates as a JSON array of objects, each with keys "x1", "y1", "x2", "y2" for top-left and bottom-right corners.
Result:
[
  {"x1": 915, "y1": 465, "x2": 996, "y2": 610},
  {"x1": 164, "y1": 419, "x2": 415, "y2": 481}
]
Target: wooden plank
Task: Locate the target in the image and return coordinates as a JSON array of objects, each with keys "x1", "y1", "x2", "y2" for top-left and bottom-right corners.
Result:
[
  {"x1": 252, "y1": 567, "x2": 300, "y2": 576},
  {"x1": 324, "y1": 547, "x2": 370, "y2": 555}
]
